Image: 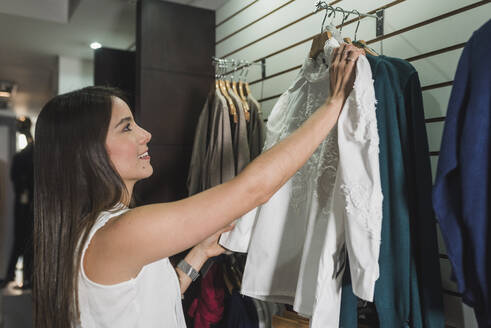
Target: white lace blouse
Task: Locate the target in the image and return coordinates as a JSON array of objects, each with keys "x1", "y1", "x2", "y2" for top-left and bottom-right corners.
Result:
[{"x1": 220, "y1": 38, "x2": 383, "y2": 327}]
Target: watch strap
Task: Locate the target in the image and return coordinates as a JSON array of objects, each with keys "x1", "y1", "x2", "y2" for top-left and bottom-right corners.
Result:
[{"x1": 177, "y1": 259, "x2": 200, "y2": 281}]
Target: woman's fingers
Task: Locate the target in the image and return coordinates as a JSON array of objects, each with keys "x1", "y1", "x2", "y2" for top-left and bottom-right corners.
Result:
[
  {"x1": 346, "y1": 47, "x2": 363, "y2": 64},
  {"x1": 331, "y1": 43, "x2": 344, "y2": 67},
  {"x1": 329, "y1": 44, "x2": 361, "y2": 101}
]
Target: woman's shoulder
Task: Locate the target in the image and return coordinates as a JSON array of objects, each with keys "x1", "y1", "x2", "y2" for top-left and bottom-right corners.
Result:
[{"x1": 94, "y1": 204, "x2": 130, "y2": 228}]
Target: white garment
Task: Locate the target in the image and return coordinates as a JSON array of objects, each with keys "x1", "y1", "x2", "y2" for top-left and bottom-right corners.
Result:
[
  {"x1": 223, "y1": 39, "x2": 382, "y2": 327},
  {"x1": 77, "y1": 206, "x2": 186, "y2": 328}
]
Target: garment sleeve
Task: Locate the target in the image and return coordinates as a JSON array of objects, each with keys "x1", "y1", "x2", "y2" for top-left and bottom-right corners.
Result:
[
  {"x1": 187, "y1": 96, "x2": 212, "y2": 195},
  {"x1": 434, "y1": 24, "x2": 491, "y2": 322},
  {"x1": 432, "y1": 43, "x2": 470, "y2": 290},
  {"x1": 206, "y1": 94, "x2": 235, "y2": 189},
  {"x1": 219, "y1": 92, "x2": 291, "y2": 252},
  {"x1": 337, "y1": 56, "x2": 383, "y2": 301},
  {"x1": 404, "y1": 71, "x2": 445, "y2": 327}
]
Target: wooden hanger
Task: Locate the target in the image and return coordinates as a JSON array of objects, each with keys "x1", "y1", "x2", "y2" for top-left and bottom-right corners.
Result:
[
  {"x1": 346, "y1": 36, "x2": 368, "y2": 55},
  {"x1": 238, "y1": 81, "x2": 246, "y2": 100},
  {"x1": 238, "y1": 81, "x2": 251, "y2": 117},
  {"x1": 232, "y1": 81, "x2": 251, "y2": 122},
  {"x1": 361, "y1": 40, "x2": 379, "y2": 56},
  {"x1": 228, "y1": 79, "x2": 249, "y2": 122},
  {"x1": 353, "y1": 40, "x2": 378, "y2": 56},
  {"x1": 214, "y1": 60, "x2": 238, "y2": 122},
  {"x1": 245, "y1": 82, "x2": 252, "y2": 97},
  {"x1": 220, "y1": 79, "x2": 238, "y2": 123},
  {"x1": 215, "y1": 79, "x2": 221, "y2": 96},
  {"x1": 309, "y1": 30, "x2": 332, "y2": 59}
]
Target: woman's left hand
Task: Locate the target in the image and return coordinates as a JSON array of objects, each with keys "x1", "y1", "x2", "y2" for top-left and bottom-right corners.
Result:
[{"x1": 195, "y1": 224, "x2": 235, "y2": 259}]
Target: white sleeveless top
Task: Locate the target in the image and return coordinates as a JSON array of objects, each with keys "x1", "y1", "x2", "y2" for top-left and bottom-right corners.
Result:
[{"x1": 77, "y1": 206, "x2": 186, "y2": 328}]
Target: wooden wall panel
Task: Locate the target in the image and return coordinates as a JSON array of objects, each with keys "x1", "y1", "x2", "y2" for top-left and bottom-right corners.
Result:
[
  {"x1": 136, "y1": 0, "x2": 214, "y2": 203},
  {"x1": 139, "y1": 0, "x2": 215, "y2": 75},
  {"x1": 94, "y1": 47, "x2": 135, "y2": 109},
  {"x1": 138, "y1": 69, "x2": 212, "y2": 146}
]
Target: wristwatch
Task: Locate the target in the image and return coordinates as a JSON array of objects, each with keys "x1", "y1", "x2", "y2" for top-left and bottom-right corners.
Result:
[{"x1": 177, "y1": 259, "x2": 200, "y2": 281}]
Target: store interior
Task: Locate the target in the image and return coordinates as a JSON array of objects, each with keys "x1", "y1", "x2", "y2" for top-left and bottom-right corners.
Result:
[{"x1": 0, "y1": 0, "x2": 490, "y2": 327}]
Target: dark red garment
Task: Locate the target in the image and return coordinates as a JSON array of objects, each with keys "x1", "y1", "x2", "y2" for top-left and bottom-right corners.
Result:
[{"x1": 188, "y1": 263, "x2": 225, "y2": 328}]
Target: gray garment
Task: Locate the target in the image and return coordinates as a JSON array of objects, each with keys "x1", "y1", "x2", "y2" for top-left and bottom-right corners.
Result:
[
  {"x1": 228, "y1": 90, "x2": 251, "y2": 174},
  {"x1": 187, "y1": 92, "x2": 235, "y2": 195},
  {"x1": 246, "y1": 95, "x2": 266, "y2": 160},
  {"x1": 251, "y1": 299, "x2": 285, "y2": 328}
]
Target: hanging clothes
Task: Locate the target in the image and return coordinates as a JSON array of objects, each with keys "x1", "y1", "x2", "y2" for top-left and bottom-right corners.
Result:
[
  {"x1": 433, "y1": 19, "x2": 491, "y2": 326},
  {"x1": 188, "y1": 263, "x2": 226, "y2": 328},
  {"x1": 187, "y1": 76, "x2": 266, "y2": 327},
  {"x1": 339, "y1": 54, "x2": 444, "y2": 328},
  {"x1": 250, "y1": 298, "x2": 284, "y2": 328},
  {"x1": 310, "y1": 39, "x2": 382, "y2": 328},
  {"x1": 218, "y1": 93, "x2": 264, "y2": 249},
  {"x1": 246, "y1": 94, "x2": 266, "y2": 160},
  {"x1": 218, "y1": 87, "x2": 252, "y2": 245},
  {"x1": 386, "y1": 56, "x2": 444, "y2": 328},
  {"x1": 227, "y1": 38, "x2": 382, "y2": 328},
  {"x1": 228, "y1": 87, "x2": 251, "y2": 174},
  {"x1": 220, "y1": 290, "x2": 259, "y2": 328},
  {"x1": 187, "y1": 91, "x2": 235, "y2": 195}
]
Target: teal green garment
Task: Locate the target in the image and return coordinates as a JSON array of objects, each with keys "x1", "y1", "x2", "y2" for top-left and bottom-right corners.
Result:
[
  {"x1": 339, "y1": 55, "x2": 444, "y2": 327},
  {"x1": 386, "y1": 56, "x2": 444, "y2": 328}
]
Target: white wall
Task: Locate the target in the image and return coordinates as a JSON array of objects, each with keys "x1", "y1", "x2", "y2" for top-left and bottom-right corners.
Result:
[
  {"x1": 58, "y1": 56, "x2": 93, "y2": 95},
  {"x1": 216, "y1": 0, "x2": 491, "y2": 327}
]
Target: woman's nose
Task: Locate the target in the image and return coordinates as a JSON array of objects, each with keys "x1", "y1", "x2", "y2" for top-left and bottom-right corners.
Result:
[{"x1": 140, "y1": 128, "x2": 152, "y2": 144}]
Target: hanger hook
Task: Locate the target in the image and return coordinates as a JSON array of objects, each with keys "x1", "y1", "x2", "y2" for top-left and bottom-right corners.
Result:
[
  {"x1": 220, "y1": 60, "x2": 225, "y2": 79},
  {"x1": 238, "y1": 60, "x2": 244, "y2": 81},
  {"x1": 353, "y1": 10, "x2": 361, "y2": 40},
  {"x1": 339, "y1": 8, "x2": 350, "y2": 32},
  {"x1": 321, "y1": 7, "x2": 329, "y2": 33},
  {"x1": 328, "y1": 6, "x2": 336, "y2": 25},
  {"x1": 235, "y1": 60, "x2": 240, "y2": 82},
  {"x1": 245, "y1": 63, "x2": 250, "y2": 82}
]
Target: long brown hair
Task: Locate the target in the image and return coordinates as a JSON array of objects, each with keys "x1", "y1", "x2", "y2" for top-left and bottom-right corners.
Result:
[{"x1": 33, "y1": 86, "x2": 131, "y2": 327}]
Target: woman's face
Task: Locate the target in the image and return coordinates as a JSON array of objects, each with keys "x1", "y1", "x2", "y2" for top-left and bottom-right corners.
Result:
[{"x1": 105, "y1": 97, "x2": 153, "y2": 187}]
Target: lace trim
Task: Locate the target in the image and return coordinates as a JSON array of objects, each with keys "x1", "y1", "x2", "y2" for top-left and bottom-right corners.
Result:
[
  {"x1": 289, "y1": 81, "x2": 338, "y2": 212},
  {"x1": 340, "y1": 182, "x2": 382, "y2": 237},
  {"x1": 350, "y1": 77, "x2": 379, "y2": 148}
]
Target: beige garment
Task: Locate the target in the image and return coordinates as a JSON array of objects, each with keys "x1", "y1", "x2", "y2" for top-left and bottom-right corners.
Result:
[
  {"x1": 187, "y1": 91, "x2": 235, "y2": 195},
  {"x1": 228, "y1": 89, "x2": 251, "y2": 174},
  {"x1": 246, "y1": 95, "x2": 266, "y2": 160},
  {"x1": 218, "y1": 90, "x2": 252, "y2": 248}
]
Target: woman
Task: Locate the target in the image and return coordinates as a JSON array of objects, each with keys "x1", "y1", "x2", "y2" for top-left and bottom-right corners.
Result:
[{"x1": 33, "y1": 44, "x2": 362, "y2": 327}]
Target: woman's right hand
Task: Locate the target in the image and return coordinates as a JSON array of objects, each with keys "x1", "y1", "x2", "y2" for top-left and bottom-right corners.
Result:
[{"x1": 328, "y1": 43, "x2": 364, "y2": 105}]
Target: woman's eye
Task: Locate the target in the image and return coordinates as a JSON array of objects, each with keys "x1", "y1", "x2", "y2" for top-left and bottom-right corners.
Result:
[{"x1": 123, "y1": 123, "x2": 132, "y2": 132}]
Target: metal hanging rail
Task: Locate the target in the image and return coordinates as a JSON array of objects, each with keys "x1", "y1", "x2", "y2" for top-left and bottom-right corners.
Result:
[
  {"x1": 212, "y1": 57, "x2": 266, "y2": 79},
  {"x1": 314, "y1": 1, "x2": 379, "y2": 20}
]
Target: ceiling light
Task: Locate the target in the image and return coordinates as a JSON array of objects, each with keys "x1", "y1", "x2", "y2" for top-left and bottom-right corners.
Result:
[{"x1": 90, "y1": 42, "x2": 102, "y2": 50}]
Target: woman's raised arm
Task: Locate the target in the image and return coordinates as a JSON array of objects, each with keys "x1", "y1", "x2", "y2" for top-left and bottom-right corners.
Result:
[{"x1": 84, "y1": 44, "x2": 363, "y2": 284}]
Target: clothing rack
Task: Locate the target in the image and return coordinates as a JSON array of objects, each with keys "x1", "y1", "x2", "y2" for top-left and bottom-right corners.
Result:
[
  {"x1": 213, "y1": 56, "x2": 266, "y2": 80},
  {"x1": 314, "y1": 1, "x2": 384, "y2": 38},
  {"x1": 314, "y1": 1, "x2": 379, "y2": 20}
]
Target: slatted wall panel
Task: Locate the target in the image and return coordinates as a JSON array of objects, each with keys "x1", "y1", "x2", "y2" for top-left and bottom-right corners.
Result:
[{"x1": 216, "y1": 0, "x2": 491, "y2": 327}]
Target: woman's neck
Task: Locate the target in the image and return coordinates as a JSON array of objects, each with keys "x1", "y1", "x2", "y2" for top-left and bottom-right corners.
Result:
[{"x1": 122, "y1": 181, "x2": 135, "y2": 206}]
